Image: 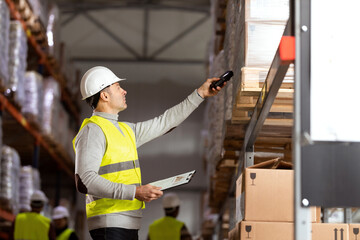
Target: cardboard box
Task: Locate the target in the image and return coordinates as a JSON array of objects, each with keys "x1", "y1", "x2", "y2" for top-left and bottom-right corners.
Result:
[
  {"x1": 312, "y1": 223, "x2": 349, "y2": 240},
  {"x1": 240, "y1": 221, "x2": 294, "y2": 240},
  {"x1": 236, "y1": 159, "x2": 318, "y2": 222},
  {"x1": 349, "y1": 224, "x2": 360, "y2": 240}
]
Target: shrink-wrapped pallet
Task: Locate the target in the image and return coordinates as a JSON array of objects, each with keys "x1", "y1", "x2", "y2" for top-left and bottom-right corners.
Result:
[
  {"x1": 46, "y1": 4, "x2": 60, "y2": 59},
  {"x1": 19, "y1": 166, "x2": 41, "y2": 212},
  {"x1": 22, "y1": 71, "x2": 43, "y2": 123},
  {"x1": 41, "y1": 77, "x2": 60, "y2": 138},
  {"x1": 0, "y1": 0, "x2": 9, "y2": 85},
  {"x1": 8, "y1": 21, "x2": 28, "y2": 105},
  {"x1": 0, "y1": 146, "x2": 20, "y2": 214},
  {"x1": 243, "y1": 0, "x2": 289, "y2": 22}
]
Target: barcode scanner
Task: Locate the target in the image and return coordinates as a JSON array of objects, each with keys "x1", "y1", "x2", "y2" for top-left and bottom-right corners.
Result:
[{"x1": 210, "y1": 70, "x2": 234, "y2": 89}]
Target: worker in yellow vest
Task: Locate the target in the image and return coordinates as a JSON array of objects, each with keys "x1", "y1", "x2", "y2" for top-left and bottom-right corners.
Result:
[
  {"x1": 148, "y1": 193, "x2": 192, "y2": 240},
  {"x1": 52, "y1": 206, "x2": 79, "y2": 240},
  {"x1": 73, "y1": 66, "x2": 225, "y2": 239},
  {"x1": 12, "y1": 190, "x2": 56, "y2": 240}
]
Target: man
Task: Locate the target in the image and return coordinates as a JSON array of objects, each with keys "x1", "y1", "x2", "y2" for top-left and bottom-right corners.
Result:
[
  {"x1": 73, "y1": 66, "x2": 225, "y2": 240},
  {"x1": 148, "y1": 193, "x2": 192, "y2": 240},
  {"x1": 52, "y1": 206, "x2": 78, "y2": 240},
  {"x1": 12, "y1": 190, "x2": 56, "y2": 240}
]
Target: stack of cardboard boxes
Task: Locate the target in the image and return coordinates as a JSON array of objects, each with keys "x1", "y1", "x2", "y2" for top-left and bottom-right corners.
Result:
[{"x1": 228, "y1": 158, "x2": 360, "y2": 239}]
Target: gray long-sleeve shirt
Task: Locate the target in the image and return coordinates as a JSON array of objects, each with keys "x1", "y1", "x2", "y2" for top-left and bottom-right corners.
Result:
[{"x1": 74, "y1": 90, "x2": 204, "y2": 230}]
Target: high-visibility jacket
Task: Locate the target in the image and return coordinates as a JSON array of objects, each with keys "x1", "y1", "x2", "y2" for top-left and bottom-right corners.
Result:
[
  {"x1": 56, "y1": 228, "x2": 74, "y2": 240},
  {"x1": 148, "y1": 216, "x2": 184, "y2": 240},
  {"x1": 74, "y1": 115, "x2": 143, "y2": 218},
  {"x1": 14, "y1": 212, "x2": 51, "y2": 240}
]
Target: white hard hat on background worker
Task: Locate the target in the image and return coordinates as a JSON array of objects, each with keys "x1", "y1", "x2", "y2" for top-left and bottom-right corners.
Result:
[
  {"x1": 162, "y1": 193, "x2": 180, "y2": 209},
  {"x1": 52, "y1": 206, "x2": 70, "y2": 220},
  {"x1": 80, "y1": 66, "x2": 126, "y2": 100},
  {"x1": 30, "y1": 190, "x2": 48, "y2": 205}
]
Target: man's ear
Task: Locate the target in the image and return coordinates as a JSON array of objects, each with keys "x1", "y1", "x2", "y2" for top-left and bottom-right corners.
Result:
[{"x1": 100, "y1": 91, "x2": 109, "y2": 101}]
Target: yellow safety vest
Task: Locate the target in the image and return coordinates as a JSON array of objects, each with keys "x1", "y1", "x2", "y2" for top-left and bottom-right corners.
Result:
[
  {"x1": 14, "y1": 212, "x2": 51, "y2": 240},
  {"x1": 57, "y1": 228, "x2": 74, "y2": 240},
  {"x1": 74, "y1": 115, "x2": 144, "y2": 218},
  {"x1": 148, "y1": 216, "x2": 184, "y2": 240}
]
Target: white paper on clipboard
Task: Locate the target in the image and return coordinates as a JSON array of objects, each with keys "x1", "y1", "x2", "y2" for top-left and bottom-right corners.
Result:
[{"x1": 148, "y1": 170, "x2": 196, "y2": 190}]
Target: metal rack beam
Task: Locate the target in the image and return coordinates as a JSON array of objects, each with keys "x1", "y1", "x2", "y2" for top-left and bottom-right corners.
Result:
[{"x1": 0, "y1": 94, "x2": 74, "y2": 178}]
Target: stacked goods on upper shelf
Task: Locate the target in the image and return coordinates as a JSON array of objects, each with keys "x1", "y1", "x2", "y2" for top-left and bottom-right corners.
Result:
[
  {"x1": 0, "y1": 146, "x2": 20, "y2": 214},
  {"x1": 0, "y1": 0, "x2": 9, "y2": 86},
  {"x1": 46, "y1": 4, "x2": 60, "y2": 60},
  {"x1": 22, "y1": 71, "x2": 43, "y2": 125},
  {"x1": 232, "y1": 0, "x2": 292, "y2": 114},
  {"x1": 18, "y1": 166, "x2": 40, "y2": 212},
  {"x1": 41, "y1": 77, "x2": 75, "y2": 162},
  {"x1": 7, "y1": 20, "x2": 27, "y2": 106}
]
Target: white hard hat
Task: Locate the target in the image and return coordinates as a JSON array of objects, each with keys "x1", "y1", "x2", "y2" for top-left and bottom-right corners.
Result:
[
  {"x1": 80, "y1": 66, "x2": 125, "y2": 100},
  {"x1": 30, "y1": 190, "x2": 48, "y2": 203},
  {"x1": 52, "y1": 206, "x2": 70, "y2": 220},
  {"x1": 162, "y1": 193, "x2": 180, "y2": 209}
]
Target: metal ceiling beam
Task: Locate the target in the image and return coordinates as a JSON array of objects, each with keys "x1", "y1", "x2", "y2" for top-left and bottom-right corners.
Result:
[
  {"x1": 82, "y1": 12, "x2": 141, "y2": 59},
  {"x1": 59, "y1": 2, "x2": 210, "y2": 14},
  {"x1": 150, "y1": 14, "x2": 209, "y2": 58},
  {"x1": 71, "y1": 57, "x2": 205, "y2": 64},
  {"x1": 61, "y1": 12, "x2": 79, "y2": 27},
  {"x1": 143, "y1": 7, "x2": 149, "y2": 57}
]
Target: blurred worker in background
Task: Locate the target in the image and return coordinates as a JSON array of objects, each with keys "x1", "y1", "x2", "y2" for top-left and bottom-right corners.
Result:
[
  {"x1": 148, "y1": 193, "x2": 192, "y2": 240},
  {"x1": 73, "y1": 66, "x2": 225, "y2": 240},
  {"x1": 12, "y1": 190, "x2": 56, "y2": 240},
  {"x1": 52, "y1": 206, "x2": 79, "y2": 240}
]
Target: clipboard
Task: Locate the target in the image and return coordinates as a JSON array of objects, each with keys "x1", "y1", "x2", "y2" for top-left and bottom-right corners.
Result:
[{"x1": 148, "y1": 170, "x2": 196, "y2": 190}]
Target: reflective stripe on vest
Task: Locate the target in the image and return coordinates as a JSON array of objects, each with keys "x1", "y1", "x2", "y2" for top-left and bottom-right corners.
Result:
[
  {"x1": 56, "y1": 228, "x2": 74, "y2": 240},
  {"x1": 73, "y1": 115, "x2": 144, "y2": 218},
  {"x1": 148, "y1": 216, "x2": 184, "y2": 240},
  {"x1": 14, "y1": 212, "x2": 51, "y2": 240}
]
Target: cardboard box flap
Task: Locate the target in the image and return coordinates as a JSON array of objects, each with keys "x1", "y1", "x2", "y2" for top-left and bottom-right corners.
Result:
[{"x1": 248, "y1": 158, "x2": 293, "y2": 169}]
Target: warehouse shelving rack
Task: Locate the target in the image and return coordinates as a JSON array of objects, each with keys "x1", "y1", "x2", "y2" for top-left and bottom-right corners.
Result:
[
  {"x1": 0, "y1": 0, "x2": 78, "y2": 235},
  {"x1": 4, "y1": 0, "x2": 80, "y2": 124},
  {"x1": 207, "y1": 0, "x2": 297, "y2": 238}
]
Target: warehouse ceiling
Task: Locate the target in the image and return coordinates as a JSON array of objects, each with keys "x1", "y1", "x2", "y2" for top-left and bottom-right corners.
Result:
[
  {"x1": 52, "y1": 0, "x2": 214, "y2": 191},
  {"x1": 56, "y1": 0, "x2": 211, "y2": 64}
]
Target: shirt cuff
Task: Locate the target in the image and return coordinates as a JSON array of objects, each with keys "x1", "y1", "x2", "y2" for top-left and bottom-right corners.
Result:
[{"x1": 196, "y1": 89, "x2": 204, "y2": 99}]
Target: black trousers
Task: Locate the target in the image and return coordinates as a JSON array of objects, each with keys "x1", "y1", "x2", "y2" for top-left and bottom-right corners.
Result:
[{"x1": 90, "y1": 227, "x2": 139, "y2": 240}]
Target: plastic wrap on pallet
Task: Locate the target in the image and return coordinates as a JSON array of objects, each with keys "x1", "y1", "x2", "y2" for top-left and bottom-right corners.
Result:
[
  {"x1": 243, "y1": 0, "x2": 289, "y2": 22},
  {"x1": 0, "y1": 146, "x2": 20, "y2": 214},
  {"x1": 19, "y1": 166, "x2": 41, "y2": 212},
  {"x1": 21, "y1": 72, "x2": 43, "y2": 123},
  {"x1": 0, "y1": 0, "x2": 10, "y2": 86},
  {"x1": 240, "y1": 65, "x2": 294, "y2": 89},
  {"x1": 8, "y1": 21, "x2": 28, "y2": 106},
  {"x1": 243, "y1": 21, "x2": 286, "y2": 67},
  {"x1": 41, "y1": 77, "x2": 60, "y2": 137},
  {"x1": 46, "y1": 4, "x2": 60, "y2": 59}
]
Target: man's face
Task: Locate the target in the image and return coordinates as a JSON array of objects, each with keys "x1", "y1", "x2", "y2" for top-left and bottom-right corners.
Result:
[
  {"x1": 107, "y1": 82, "x2": 127, "y2": 113},
  {"x1": 53, "y1": 217, "x2": 67, "y2": 229}
]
